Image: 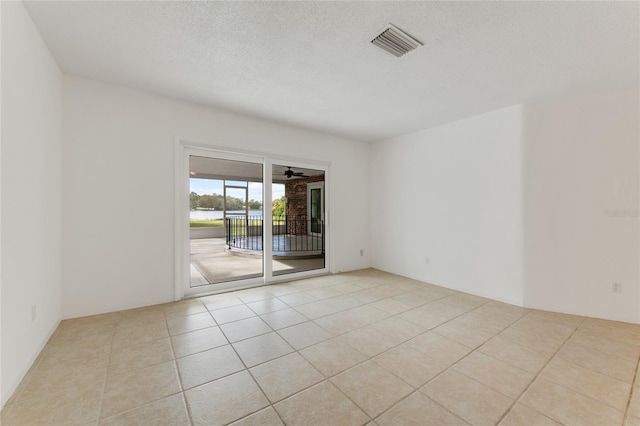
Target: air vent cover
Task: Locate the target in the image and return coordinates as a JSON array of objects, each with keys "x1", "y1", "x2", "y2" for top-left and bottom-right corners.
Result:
[{"x1": 371, "y1": 24, "x2": 423, "y2": 57}]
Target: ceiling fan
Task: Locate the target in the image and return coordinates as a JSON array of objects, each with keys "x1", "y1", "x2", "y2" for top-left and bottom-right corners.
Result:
[{"x1": 283, "y1": 166, "x2": 309, "y2": 179}]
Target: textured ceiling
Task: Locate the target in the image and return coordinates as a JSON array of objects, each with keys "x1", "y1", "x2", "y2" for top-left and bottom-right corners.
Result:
[{"x1": 25, "y1": 1, "x2": 639, "y2": 142}]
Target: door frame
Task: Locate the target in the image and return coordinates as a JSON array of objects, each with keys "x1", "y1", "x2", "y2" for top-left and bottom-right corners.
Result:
[
  {"x1": 174, "y1": 138, "x2": 331, "y2": 300},
  {"x1": 307, "y1": 182, "x2": 324, "y2": 237}
]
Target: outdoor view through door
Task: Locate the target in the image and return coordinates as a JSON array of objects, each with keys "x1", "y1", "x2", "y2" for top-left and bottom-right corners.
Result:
[
  {"x1": 271, "y1": 164, "x2": 325, "y2": 277},
  {"x1": 189, "y1": 156, "x2": 325, "y2": 289},
  {"x1": 189, "y1": 156, "x2": 263, "y2": 286}
]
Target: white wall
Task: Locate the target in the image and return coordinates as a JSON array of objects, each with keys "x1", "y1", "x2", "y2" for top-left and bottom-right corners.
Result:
[
  {"x1": 1, "y1": 2, "x2": 63, "y2": 406},
  {"x1": 62, "y1": 76, "x2": 371, "y2": 318},
  {"x1": 523, "y1": 89, "x2": 639, "y2": 323},
  {"x1": 371, "y1": 90, "x2": 639, "y2": 324},
  {"x1": 370, "y1": 106, "x2": 525, "y2": 306}
]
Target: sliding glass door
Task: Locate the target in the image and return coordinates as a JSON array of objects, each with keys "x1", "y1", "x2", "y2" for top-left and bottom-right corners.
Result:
[{"x1": 180, "y1": 146, "x2": 329, "y2": 297}]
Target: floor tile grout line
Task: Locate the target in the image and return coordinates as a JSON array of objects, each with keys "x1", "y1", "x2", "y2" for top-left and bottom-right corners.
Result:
[
  {"x1": 231, "y1": 293, "x2": 323, "y2": 424},
  {"x1": 360, "y1": 292, "x2": 494, "y2": 424},
  {"x1": 622, "y1": 353, "x2": 640, "y2": 426},
  {"x1": 564, "y1": 332, "x2": 640, "y2": 375},
  {"x1": 95, "y1": 322, "x2": 117, "y2": 423},
  {"x1": 321, "y1": 379, "x2": 374, "y2": 424},
  {"x1": 534, "y1": 317, "x2": 639, "y2": 411},
  {"x1": 577, "y1": 317, "x2": 640, "y2": 350},
  {"x1": 494, "y1": 316, "x2": 587, "y2": 426},
  {"x1": 10, "y1": 272, "x2": 638, "y2": 425},
  {"x1": 164, "y1": 312, "x2": 194, "y2": 426},
  {"x1": 221, "y1": 279, "x2": 433, "y2": 424},
  {"x1": 11, "y1": 299, "x2": 215, "y2": 422},
  {"x1": 371, "y1": 306, "x2": 571, "y2": 425},
  {"x1": 528, "y1": 351, "x2": 636, "y2": 413},
  {"x1": 295, "y1": 284, "x2": 470, "y2": 340},
  {"x1": 369, "y1": 385, "x2": 468, "y2": 425},
  {"x1": 169, "y1": 279, "x2": 503, "y2": 422},
  {"x1": 97, "y1": 390, "x2": 186, "y2": 424},
  {"x1": 180, "y1": 286, "x2": 636, "y2": 426},
  {"x1": 273, "y1": 293, "x2": 495, "y2": 424},
  {"x1": 423, "y1": 310, "x2": 537, "y2": 405},
  {"x1": 370, "y1": 330, "x2": 497, "y2": 423},
  {"x1": 222, "y1": 312, "x2": 288, "y2": 426},
  {"x1": 278, "y1": 281, "x2": 451, "y2": 323},
  {"x1": 312, "y1": 302, "x2": 444, "y2": 421},
  {"x1": 1, "y1": 320, "x2": 101, "y2": 423},
  {"x1": 100, "y1": 320, "x2": 190, "y2": 423}
]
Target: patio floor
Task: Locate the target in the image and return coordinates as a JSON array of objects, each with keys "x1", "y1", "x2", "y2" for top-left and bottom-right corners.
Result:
[{"x1": 190, "y1": 238, "x2": 324, "y2": 285}]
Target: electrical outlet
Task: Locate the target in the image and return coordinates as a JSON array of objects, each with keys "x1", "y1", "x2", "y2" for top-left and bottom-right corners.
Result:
[
  {"x1": 31, "y1": 304, "x2": 37, "y2": 321},
  {"x1": 360, "y1": 249, "x2": 364, "y2": 256},
  {"x1": 612, "y1": 282, "x2": 622, "y2": 293},
  {"x1": 425, "y1": 257, "x2": 430, "y2": 264}
]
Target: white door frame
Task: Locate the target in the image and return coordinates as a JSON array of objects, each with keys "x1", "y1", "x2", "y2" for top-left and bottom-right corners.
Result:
[
  {"x1": 174, "y1": 138, "x2": 331, "y2": 300},
  {"x1": 307, "y1": 182, "x2": 324, "y2": 237}
]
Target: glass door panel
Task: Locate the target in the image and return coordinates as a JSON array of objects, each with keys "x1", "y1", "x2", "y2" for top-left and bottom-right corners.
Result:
[
  {"x1": 309, "y1": 184, "x2": 324, "y2": 235},
  {"x1": 189, "y1": 156, "x2": 263, "y2": 287},
  {"x1": 271, "y1": 164, "x2": 325, "y2": 276}
]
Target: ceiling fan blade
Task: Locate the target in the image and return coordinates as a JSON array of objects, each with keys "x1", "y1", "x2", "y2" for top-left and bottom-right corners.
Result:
[{"x1": 281, "y1": 167, "x2": 310, "y2": 179}]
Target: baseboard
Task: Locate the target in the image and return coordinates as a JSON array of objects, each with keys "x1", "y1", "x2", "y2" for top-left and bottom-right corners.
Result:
[
  {"x1": 1, "y1": 318, "x2": 61, "y2": 409},
  {"x1": 522, "y1": 301, "x2": 640, "y2": 325},
  {"x1": 371, "y1": 266, "x2": 526, "y2": 307},
  {"x1": 62, "y1": 295, "x2": 175, "y2": 320}
]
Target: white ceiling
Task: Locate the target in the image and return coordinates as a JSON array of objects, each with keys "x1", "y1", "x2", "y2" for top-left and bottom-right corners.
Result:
[{"x1": 25, "y1": 1, "x2": 639, "y2": 143}]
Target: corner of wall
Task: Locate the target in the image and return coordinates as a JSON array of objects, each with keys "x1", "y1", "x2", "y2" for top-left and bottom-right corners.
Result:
[
  {"x1": 1, "y1": 0, "x2": 64, "y2": 407},
  {"x1": 521, "y1": 89, "x2": 640, "y2": 324},
  {"x1": 369, "y1": 105, "x2": 527, "y2": 306}
]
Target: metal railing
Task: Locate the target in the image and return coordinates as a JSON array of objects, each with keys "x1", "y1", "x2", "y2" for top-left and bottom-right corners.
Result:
[
  {"x1": 225, "y1": 215, "x2": 263, "y2": 251},
  {"x1": 225, "y1": 215, "x2": 324, "y2": 253}
]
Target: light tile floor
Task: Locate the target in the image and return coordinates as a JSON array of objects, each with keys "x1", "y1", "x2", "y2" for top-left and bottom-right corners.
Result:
[{"x1": 2, "y1": 269, "x2": 639, "y2": 425}]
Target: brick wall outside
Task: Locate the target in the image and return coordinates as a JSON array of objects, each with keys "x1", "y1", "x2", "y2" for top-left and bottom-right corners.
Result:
[{"x1": 284, "y1": 174, "x2": 324, "y2": 235}]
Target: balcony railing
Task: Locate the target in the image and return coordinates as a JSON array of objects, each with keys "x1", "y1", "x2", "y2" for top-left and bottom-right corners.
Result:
[{"x1": 225, "y1": 215, "x2": 324, "y2": 254}]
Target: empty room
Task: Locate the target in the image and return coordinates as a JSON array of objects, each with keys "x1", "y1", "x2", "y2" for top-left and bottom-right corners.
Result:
[{"x1": 1, "y1": 1, "x2": 639, "y2": 425}]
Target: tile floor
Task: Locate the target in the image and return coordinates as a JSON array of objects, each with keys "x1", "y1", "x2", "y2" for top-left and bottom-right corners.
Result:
[{"x1": 2, "y1": 269, "x2": 639, "y2": 425}]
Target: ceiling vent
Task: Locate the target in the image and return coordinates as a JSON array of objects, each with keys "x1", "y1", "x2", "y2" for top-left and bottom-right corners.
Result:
[{"x1": 371, "y1": 24, "x2": 423, "y2": 58}]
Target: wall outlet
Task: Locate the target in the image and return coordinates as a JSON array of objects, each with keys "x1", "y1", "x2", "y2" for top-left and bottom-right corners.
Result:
[
  {"x1": 360, "y1": 249, "x2": 364, "y2": 256},
  {"x1": 612, "y1": 282, "x2": 622, "y2": 293},
  {"x1": 425, "y1": 257, "x2": 430, "y2": 264},
  {"x1": 31, "y1": 304, "x2": 37, "y2": 321}
]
